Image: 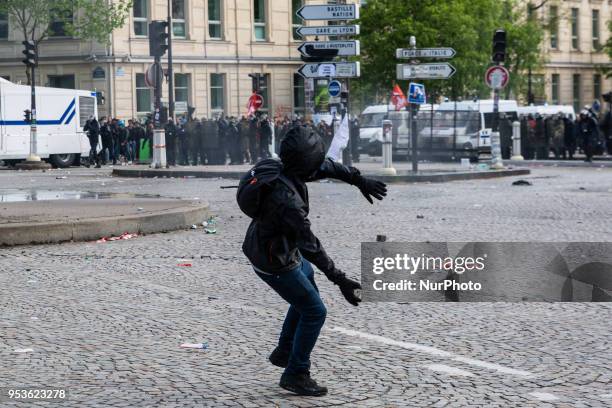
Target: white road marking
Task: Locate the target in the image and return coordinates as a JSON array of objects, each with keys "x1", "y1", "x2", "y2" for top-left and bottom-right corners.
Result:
[
  {"x1": 425, "y1": 364, "x2": 474, "y2": 377},
  {"x1": 331, "y1": 327, "x2": 534, "y2": 378},
  {"x1": 453, "y1": 356, "x2": 533, "y2": 377},
  {"x1": 14, "y1": 348, "x2": 34, "y2": 353},
  {"x1": 528, "y1": 392, "x2": 559, "y2": 401}
]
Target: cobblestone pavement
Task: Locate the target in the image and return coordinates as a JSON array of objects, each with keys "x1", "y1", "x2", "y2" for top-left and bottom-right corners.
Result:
[{"x1": 1, "y1": 165, "x2": 611, "y2": 408}]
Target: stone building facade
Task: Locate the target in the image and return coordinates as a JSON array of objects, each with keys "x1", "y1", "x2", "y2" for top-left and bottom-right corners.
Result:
[
  {"x1": 0, "y1": 0, "x2": 336, "y2": 120},
  {"x1": 538, "y1": 0, "x2": 611, "y2": 111}
]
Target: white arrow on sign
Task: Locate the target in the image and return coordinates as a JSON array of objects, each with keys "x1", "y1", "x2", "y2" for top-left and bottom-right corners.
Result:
[
  {"x1": 396, "y1": 63, "x2": 457, "y2": 80},
  {"x1": 297, "y1": 62, "x2": 361, "y2": 79},
  {"x1": 296, "y1": 4, "x2": 359, "y2": 21},
  {"x1": 296, "y1": 25, "x2": 360, "y2": 37},
  {"x1": 396, "y1": 48, "x2": 456, "y2": 59},
  {"x1": 298, "y1": 41, "x2": 360, "y2": 57}
]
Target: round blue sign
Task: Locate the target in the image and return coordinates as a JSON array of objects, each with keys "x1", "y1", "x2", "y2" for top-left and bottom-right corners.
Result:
[{"x1": 328, "y1": 80, "x2": 342, "y2": 98}]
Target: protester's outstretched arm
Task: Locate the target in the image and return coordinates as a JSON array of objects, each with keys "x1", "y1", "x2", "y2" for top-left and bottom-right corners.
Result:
[{"x1": 309, "y1": 158, "x2": 388, "y2": 204}]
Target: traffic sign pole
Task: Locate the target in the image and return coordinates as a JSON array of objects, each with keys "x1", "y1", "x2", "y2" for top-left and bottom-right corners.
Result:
[{"x1": 396, "y1": 38, "x2": 457, "y2": 172}]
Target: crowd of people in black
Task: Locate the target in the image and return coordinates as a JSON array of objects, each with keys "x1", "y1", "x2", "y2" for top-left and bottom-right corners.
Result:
[
  {"x1": 84, "y1": 113, "x2": 362, "y2": 167},
  {"x1": 499, "y1": 106, "x2": 612, "y2": 162}
]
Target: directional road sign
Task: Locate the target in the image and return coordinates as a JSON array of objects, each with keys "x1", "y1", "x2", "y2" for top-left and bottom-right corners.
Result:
[
  {"x1": 396, "y1": 63, "x2": 456, "y2": 80},
  {"x1": 297, "y1": 62, "x2": 361, "y2": 79},
  {"x1": 298, "y1": 40, "x2": 360, "y2": 57},
  {"x1": 296, "y1": 25, "x2": 360, "y2": 37},
  {"x1": 396, "y1": 48, "x2": 456, "y2": 59},
  {"x1": 296, "y1": 4, "x2": 359, "y2": 21}
]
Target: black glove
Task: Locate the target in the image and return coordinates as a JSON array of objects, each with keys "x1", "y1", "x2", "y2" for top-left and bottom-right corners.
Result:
[
  {"x1": 355, "y1": 176, "x2": 387, "y2": 204},
  {"x1": 335, "y1": 275, "x2": 362, "y2": 306}
]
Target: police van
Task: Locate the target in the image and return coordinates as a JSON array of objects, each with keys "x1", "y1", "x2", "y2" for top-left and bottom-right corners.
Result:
[
  {"x1": 415, "y1": 100, "x2": 519, "y2": 161},
  {"x1": 0, "y1": 77, "x2": 97, "y2": 167}
]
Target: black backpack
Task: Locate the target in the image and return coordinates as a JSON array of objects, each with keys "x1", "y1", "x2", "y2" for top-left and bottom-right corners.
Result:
[{"x1": 237, "y1": 159, "x2": 296, "y2": 219}]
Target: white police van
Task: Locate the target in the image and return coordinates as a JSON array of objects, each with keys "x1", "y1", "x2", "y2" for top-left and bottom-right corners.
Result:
[
  {"x1": 0, "y1": 77, "x2": 98, "y2": 167},
  {"x1": 416, "y1": 100, "x2": 519, "y2": 161}
]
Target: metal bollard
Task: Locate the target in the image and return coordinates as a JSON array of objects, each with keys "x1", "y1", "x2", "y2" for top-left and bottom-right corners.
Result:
[
  {"x1": 490, "y1": 131, "x2": 504, "y2": 169},
  {"x1": 511, "y1": 121, "x2": 524, "y2": 160},
  {"x1": 151, "y1": 129, "x2": 167, "y2": 169},
  {"x1": 379, "y1": 119, "x2": 397, "y2": 175}
]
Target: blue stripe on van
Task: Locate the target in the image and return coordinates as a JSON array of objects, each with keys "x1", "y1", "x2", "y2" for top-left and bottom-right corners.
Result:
[
  {"x1": 63, "y1": 109, "x2": 76, "y2": 125},
  {"x1": 0, "y1": 98, "x2": 76, "y2": 126}
]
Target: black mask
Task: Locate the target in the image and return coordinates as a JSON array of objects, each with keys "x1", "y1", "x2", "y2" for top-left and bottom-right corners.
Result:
[{"x1": 280, "y1": 126, "x2": 326, "y2": 180}]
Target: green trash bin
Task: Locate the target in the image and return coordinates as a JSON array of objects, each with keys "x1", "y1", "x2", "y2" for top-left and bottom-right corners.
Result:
[{"x1": 139, "y1": 138, "x2": 151, "y2": 164}]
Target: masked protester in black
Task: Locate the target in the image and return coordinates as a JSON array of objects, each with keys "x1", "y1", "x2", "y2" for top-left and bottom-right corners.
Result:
[{"x1": 242, "y1": 126, "x2": 387, "y2": 397}]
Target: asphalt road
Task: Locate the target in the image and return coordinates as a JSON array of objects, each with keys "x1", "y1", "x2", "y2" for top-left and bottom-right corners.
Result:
[{"x1": 0, "y1": 165, "x2": 611, "y2": 407}]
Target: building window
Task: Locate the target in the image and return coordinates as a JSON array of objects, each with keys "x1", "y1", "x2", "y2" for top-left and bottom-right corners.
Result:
[
  {"x1": 592, "y1": 10, "x2": 600, "y2": 50},
  {"x1": 49, "y1": 8, "x2": 73, "y2": 37},
  {"x1": 570, "y1": 8, "x2": 579, "y2": 50},
  {"x1": 0, "y1": 13, "x2": 8, "y2": 40},
  {"x1": 593, "y1": 74, "x2": 601, "y2": 102},
  {"x1": 208, "y1": 0, "x2": 222, "y2": 39},
  {"x1": 292, "y1": 0, "x2": 303, "y2": 40},
  {"x1": 174, "y1": 73, "x2": 189, "y2": 112},
  {"x1": 133, "y1": 0, "x2": 148, "y2": 37},
  {"x1": 293, "y1": 73, "x2": 305, "y2": 113},
  {"x1": 172, "y1": 0, "x2": 186, "y2": 38},
  {"x1": 549, "y1": 6, "x2": 558, "y2": 49},
  {"x1": 136, "y1": 73, "x2": 152, "y2": 113},
  {"x1": 253, "y1": 0, "x2": 266, "y2": 41},
  {"x1": 48, "y1": 75, "x2": 75, "y2": 89},
  {"x1": 572, "y1": 74, "x2": 581, "y2": 113},
  {"x1": 210, "y1": 73, "x2": 225, "y2": 112},
  {"x1": 551, "y1": 74, "x2": 560, "y2": 105}
]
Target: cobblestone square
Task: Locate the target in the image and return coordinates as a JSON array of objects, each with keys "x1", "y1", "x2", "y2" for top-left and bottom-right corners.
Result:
[{"x1": 1, "y1": 166, "x2": 611, "y2": 407}]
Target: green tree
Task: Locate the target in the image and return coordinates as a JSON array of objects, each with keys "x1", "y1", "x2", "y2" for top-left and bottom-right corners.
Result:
[
  {"x1": 356, "y1": 0, "x2": 545, "y2": 105},
  {"x1": 0, "y1": 0, "x2": 132, "y2": 83}
]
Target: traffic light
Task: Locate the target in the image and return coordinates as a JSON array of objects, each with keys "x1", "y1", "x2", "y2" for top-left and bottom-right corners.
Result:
[
  {"x1": 248, "y1": 74, "x2": 266, "y2": 93},
  {"x1": 22, "y1": 40, "x2": 37, "y2": 67},
  {"x1": 492, "y1": 29, "x2": 506, "y2": 63},
  {"x1": 23, "y1": 109, "x2": 32, "y2": 124},
  {"x1": 149, "y1": 21, "x2": 169, "y2": 57},
  {"x1": 300, "y1": 45, "x2": 339, "y2": 63}
]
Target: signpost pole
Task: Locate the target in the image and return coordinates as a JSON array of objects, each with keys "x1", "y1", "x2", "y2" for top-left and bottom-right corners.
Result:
[
  {"x1": 167, "y1": 0, "x2": 174, "y2": 122},
  {"x1": 338, "y1": 0, "x2": 352, "y2": 166},
  {"x1": 28, "y1": 64, "x2": 39, "y2": 162},
  {"x1": 409, "y1": 36, "x2": 419, "y2": 173}
]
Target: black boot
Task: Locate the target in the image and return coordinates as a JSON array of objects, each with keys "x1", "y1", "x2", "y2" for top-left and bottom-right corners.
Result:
[
  {"x1": 280, "y1": 372, "x2": 327, "y2": 397},
  {"x1": 268, "y1": 347, "x2": 290, "y2": 368}
]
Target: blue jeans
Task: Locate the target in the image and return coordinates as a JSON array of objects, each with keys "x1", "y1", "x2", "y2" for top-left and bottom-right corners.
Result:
[{"x1": 255, "y1": 259, "x2": 327, "y2": 375}]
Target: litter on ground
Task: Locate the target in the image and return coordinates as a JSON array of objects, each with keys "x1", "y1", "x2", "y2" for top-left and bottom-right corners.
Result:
[{"x1": 96, "y1": 232, "x2": 138, "y2": 243}]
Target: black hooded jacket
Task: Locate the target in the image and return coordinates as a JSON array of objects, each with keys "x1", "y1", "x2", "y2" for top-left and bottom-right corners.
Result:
[{"x1": 242, "y1": 126, "x2": 361, "y2": 282}]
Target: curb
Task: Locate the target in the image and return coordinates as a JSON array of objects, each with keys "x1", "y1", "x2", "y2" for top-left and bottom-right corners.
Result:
[
  {"x1": 113, "y1": 167, "x2": 530, "y2": 183},
  {"x1": 505, "y1": 160, "x2": 612, "y2": 169},
  {"x1": 0, "y1": 202, "x2": 209, "y2": 246},
  {"x1": 113, "y1": 168, "x2": 245, "y2": 179},
  {"x1": 369, "y1": 168, "x2": 531, "y2": 183}
]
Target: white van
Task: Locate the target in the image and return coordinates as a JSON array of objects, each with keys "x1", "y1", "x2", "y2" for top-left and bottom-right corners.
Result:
[
  {"x1": 360, "y1": 104, "x2": 436, "y2": 157},
  {"x1": 416, "y1": 100, "x2": 519, "y2": 160},
  {"x1": 517, "y1": 105, "x2": 576, "y2": 121},
  {"x1": 0, "y1": 78, "x2": 97, "y2": 167},
  {"x1": 358, "y1": 105, "x2": 389, "y2": 155}
]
